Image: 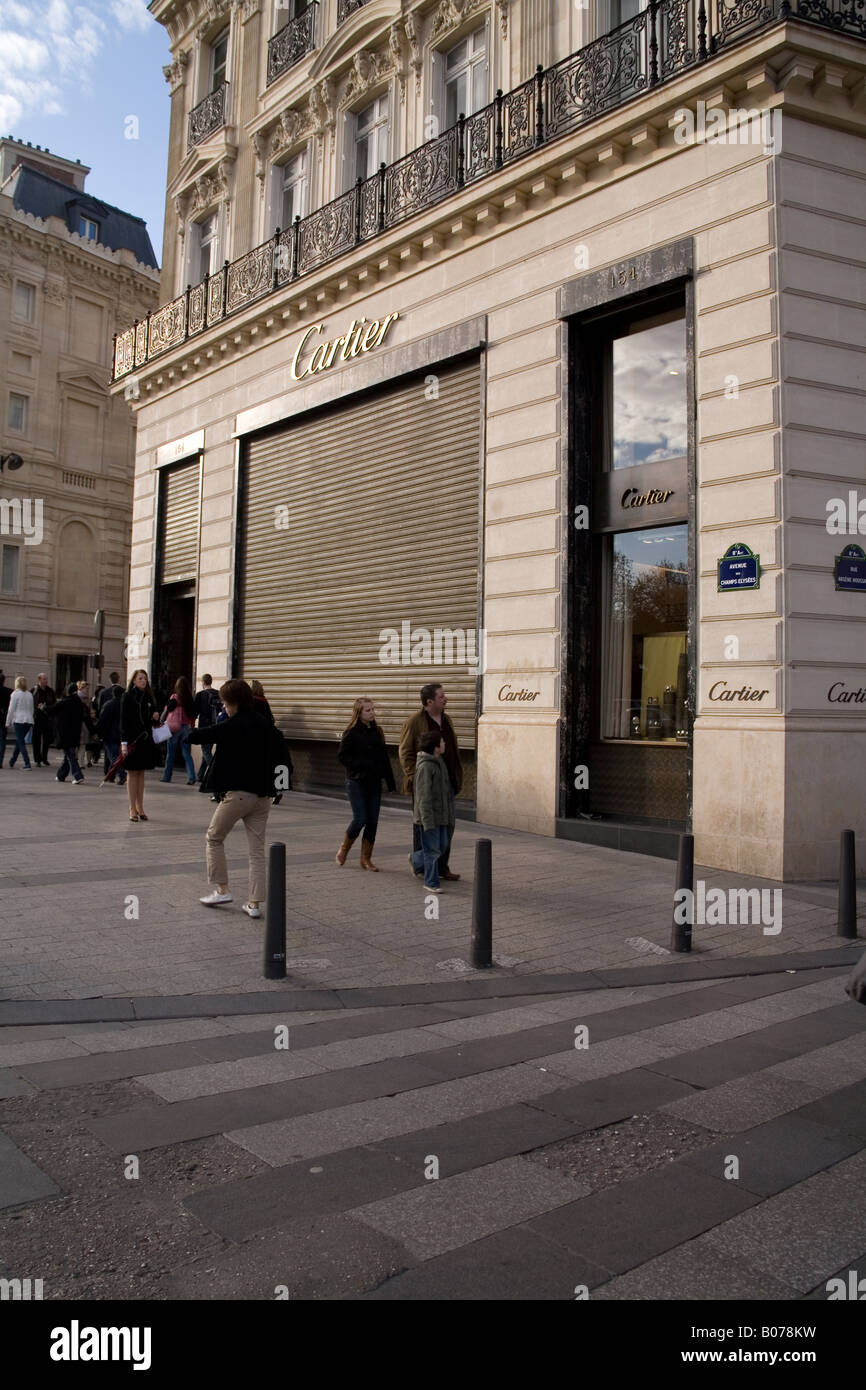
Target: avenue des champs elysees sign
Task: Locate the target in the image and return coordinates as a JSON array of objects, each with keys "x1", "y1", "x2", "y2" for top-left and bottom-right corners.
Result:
[{"x1": 290, "y1": 312, "x2": 400, "y2": 380}]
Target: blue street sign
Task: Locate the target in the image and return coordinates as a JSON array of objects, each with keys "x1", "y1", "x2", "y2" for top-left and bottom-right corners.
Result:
[
  {"x1": 835, "y1": 543, "x2": 866, "y2": 592},
  {"x1": 718, "y1": 543, "x2": 761, "y2": 592}
]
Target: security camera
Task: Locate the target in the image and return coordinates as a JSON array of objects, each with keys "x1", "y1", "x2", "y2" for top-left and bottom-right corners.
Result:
[{"x1": 0, "y1": 453, "x2": 24, "y2": 472}]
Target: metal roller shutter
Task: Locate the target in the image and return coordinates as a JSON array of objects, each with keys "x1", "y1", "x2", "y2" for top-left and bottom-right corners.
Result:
[
  {"x1": 239, "y1": 358, "x2": 482, "y2": 750},
  {"x1": 160, "y1": 461, "x2": 200, "y2": 584}
]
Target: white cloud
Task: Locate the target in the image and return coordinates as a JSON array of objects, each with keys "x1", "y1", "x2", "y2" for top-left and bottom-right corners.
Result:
[
  {"x1": 0, "y1": 30, "x2": 50, "y2": 72},
  {"x1": 111, "y1": 0, "x2": 151, "y2": 33},
  {"x1": 0, "y1": 0, "x2": 137, "y2": 131}
]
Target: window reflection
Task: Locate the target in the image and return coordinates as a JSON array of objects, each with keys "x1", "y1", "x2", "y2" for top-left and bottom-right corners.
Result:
[
  {"x1": 611, "y1": 313, "x2": 686, "y2": 470},
  {"x1": 602, "y1": 525, "x2": 688, "y2": 740}
]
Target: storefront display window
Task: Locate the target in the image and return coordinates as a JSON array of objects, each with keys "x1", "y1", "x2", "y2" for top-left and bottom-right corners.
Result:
[{"x1": 601, "y1": 525, "x2": 688, "y2": 740}]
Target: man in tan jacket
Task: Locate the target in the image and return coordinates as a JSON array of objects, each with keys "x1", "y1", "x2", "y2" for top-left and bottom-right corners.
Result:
[{"x1": 399, "y1": 681, "x2": 462, "y2": 881}]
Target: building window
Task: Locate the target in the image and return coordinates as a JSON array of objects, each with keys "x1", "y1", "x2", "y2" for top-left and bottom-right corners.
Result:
[
  {"x1": 601, "y1": 525, "x2": 688, "y2": 740},
  {"x1": 210, "y1": 28, "x2": 229, "y2": 91},
  {"x1": 598, "y1": 0, "x2": 647, "y2": 33},
  {"x1": 8, "y1": 392, "x2": 28, "y2": 434},
  {"x1": 1, "y1": 544, "x2": 20, "y2": 594},
  {"x1": 13, "y1": 282, "x2": 36, "y2": 323},
  {"x1": 79, "y1": 216, "x2": 99, "y2": 242},
  {"x1": 609, "y1": 312, "x2": 687, "y2": 470},
  {"x1": 443, "y1": 25, "x2": 488, "y2": 128},
  {"x1": 274, "y1": 152, "x2": 307, "y2": 232},
  {"x1": 194, "y1": 213, "x2": 219, "y2": 283},
  {"x1": 354, "y1": 94, "x2": 390, "y2": 184},
  {"x1": 0, "y1": 635, "x2": 16, "y2": 653},
  {"x1": 272, "y1": 0, "x2": 308, "y2": 32}
]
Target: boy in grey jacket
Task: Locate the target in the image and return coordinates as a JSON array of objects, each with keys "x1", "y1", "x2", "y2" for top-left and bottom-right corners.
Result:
[{"x1": 411, "y1": 729, "x2": 455, "y2": 891}]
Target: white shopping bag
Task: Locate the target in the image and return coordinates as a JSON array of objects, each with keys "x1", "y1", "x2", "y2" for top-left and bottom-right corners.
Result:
[{"x1": 152, "y1": 724, "x2": 172, "y2": 745}]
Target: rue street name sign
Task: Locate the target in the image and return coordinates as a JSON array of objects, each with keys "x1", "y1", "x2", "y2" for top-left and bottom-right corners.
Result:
[
  {"x1": 718, "y1": 542, "x2": 761, "y2": 592},
  {"x1": 835, "y1": 543, "x2": 866, "y2": 593}
]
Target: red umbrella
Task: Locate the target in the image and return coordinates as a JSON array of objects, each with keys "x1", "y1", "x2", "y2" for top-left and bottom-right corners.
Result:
[{"x1": 98, "y1": 730, "x2": 147, "y2": 788}]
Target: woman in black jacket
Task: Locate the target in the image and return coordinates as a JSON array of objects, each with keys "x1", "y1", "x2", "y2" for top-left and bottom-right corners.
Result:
[
  {"x1": 336, "y1": 698, "x2": 395, "y2": 871},
  {"x1": 120, "y1": 670, "x2": 159, "y2": 821},
  {"x1": 189, "y1": 678, "x2": 279, "y2": 919}
]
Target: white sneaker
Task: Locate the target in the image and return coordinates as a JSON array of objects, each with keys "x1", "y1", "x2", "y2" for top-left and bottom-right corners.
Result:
[
  {"x1": 200, "y1": 890, "x2": 233, "y2": 907},
  {"x1": 242, "y1": 903, "x2": 262, "y2": 919}
]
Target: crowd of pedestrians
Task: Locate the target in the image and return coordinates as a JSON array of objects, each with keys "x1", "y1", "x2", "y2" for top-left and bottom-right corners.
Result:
[{"x1": 1, "y1": 663, "x2": 464, "y2": 915}]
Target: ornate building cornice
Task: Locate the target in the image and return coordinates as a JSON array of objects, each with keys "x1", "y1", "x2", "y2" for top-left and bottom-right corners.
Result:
[
  {"x1": 163, "y1": 48, "x2": 190, "y2": 92},
  {"x1": 431, "y1": 0, "x2": 509, "y2": 41}
]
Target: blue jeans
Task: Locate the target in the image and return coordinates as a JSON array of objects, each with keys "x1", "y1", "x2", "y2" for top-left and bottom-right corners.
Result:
[
  {"x1": 9, "y1": 722, "x2": 32, "y2": 768},
  {"x1": 413, "y1": 825, "x2": 448, "y2": 888},
  {"x1": 346, "y1": 778, "x2": 381, "y2": 842},
  {"x1": 57, "y1": 746, "x2": 83, "y2": 782},
  {"x1": 104, "y1": 740, "x2": 126, "y2": 784},
  {"x1": 412, "y1": 786, "x2": 455, "y2": 872},
  {"x1": 161, "y1": 726, "x2": 195, "y2": 782},
  {"x1": 196, "y1": 743, "x2": 213, "y2": 782}
]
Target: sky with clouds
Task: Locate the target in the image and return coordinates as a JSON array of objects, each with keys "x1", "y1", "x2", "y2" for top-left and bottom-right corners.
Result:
[{"x1": 0, "y1": 0, "x2": 171, "y2": 262}]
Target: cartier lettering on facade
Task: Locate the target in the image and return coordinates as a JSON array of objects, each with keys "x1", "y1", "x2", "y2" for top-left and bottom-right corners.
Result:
[
  {"x1": 828, "y1": 682, "x2": 866, "y2": 703},
  {"x1": 291, "y1": 312, "x2": 400, "y2": 380},
  {"x1": 620, "y1": 487, "x2": 674, "y2": 509},
  {"x1": 498, "y1": 684, "x2": 540, "y2": 702},
  {"x1": 708, "y1": 682, "x2": 769, "y2": 703}
]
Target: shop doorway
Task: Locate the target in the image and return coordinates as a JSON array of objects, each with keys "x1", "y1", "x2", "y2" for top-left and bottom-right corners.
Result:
[
  {"x1": 568, "y1": 286, "x2": 694, "y2": 833},
  {"x1": 153, "y1": 582, "x2": 196, "y2": 707}
]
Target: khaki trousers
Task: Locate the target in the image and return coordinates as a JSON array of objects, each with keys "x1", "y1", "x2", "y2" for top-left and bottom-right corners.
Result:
[{"x1": 206, "y1": 791, "x2": 271, "y2": 901}]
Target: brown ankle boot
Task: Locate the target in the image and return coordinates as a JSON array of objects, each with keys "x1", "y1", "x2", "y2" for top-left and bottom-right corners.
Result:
[
  {"x1": 336, "y1": 834, "x2": 357, "y2": 866},
  {"x1": 360, "y1": 838, "x2": 379, "y2": 871}
]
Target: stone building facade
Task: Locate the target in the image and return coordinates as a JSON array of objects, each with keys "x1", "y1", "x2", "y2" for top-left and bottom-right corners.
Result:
[
  {"x1": 114, "y1": 0, "x2": 866, "y2": 879},
  {"x1": 0, "y1": 138, "x2": 159, "y2": 693}
]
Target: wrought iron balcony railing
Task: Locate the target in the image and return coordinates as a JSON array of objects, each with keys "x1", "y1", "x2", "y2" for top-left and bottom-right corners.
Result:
[
  {"x1": 267, "y1": 2, "x2": 318, "y2": 86},
  {"x1": 115, "y1": 0, "x2": 866, "y2": 381},
  {"x1": 188, "y1": 82, "x2": 229, "y2": 148},
  {"x1": 338, "y1": 0, "x2": 369, "y2": 23}
]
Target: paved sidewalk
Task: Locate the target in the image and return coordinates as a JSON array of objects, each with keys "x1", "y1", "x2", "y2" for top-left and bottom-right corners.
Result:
[
  {"x1": 0, "y1": 963, "x2": 864, "y2": 1299},
  {"x1": 0, "y1": 772, "x2": 861, "y2": 1001},
  {"x1": 1, "y1": 773, "x2": 864, "y2": 1302}
]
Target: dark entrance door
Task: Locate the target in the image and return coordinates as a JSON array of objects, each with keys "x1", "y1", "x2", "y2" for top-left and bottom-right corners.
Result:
[{"x1": 153, "y1": 582, "x2": 195, "y2": 706}]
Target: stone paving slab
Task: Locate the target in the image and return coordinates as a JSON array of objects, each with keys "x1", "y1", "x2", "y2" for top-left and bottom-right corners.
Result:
[
  {"x1": 160, "y1": 1212, "x2": 411, "y2": 1301},
  {"x1": 85, "y1": 1055, "x2": 448, "y2": 1152},
  {"x1": 362, "y1": 1224, "x2": 609, "y2": 1300},
  {"x1": 677, "y1": 1113, "x2": 863, "y2": 1196},
  {"x1": 700, "y1": 1150, "x2": 866, "y2": 1293},
  {"x1": 525, "y1": 1067, "x2": 696, "y2": 1127},
  {"x1": 660, "y1": 1072, "x2": 829, "y2": 1133},
  {"x1": 794, "y1": 1080, "x2": 866, "y2": 1139},
  {"x1": 227, "y1": 1062, "x2": 570, "y2": 1165},
  {"x1": 0, "y1": 1129, "x2": 61, "y2": 1210},
  {"x1": 526, "y1": 1164, "x2": 760, "y2": 1275},
  {"x1": 591, "y1": 1238, "x2": 802, "y2": 1301},
  {"x1": 369, "y1": 1103, "x2": 580, "y2": 1178},
  {"x1": 183, "y1": 1146, "x2": 417, "y2": 1242},
  {"x1": 645, "y1": 1034, "x2": 795, "y2": 1088},
  {"x1": 0, "y1": 1069, "x2": 33, "y2": 1100},
  {"x1": 353, "y1": 1155, "x2": 588, "y2": 1262}
]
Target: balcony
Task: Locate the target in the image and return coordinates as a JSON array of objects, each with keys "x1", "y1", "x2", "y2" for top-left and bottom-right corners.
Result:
[
  {"x1": 338, "y1": 0, "x2": 369, "y2": 22},
  {"x1": 115, "y1": 0, "x2": 866, "y2": 381},
  {"x1": 267, "y1": 2, "x2": 318, "y2": 86},
  {"x1": 188, "y1": 82, "x2": 229, "y2": 148}
]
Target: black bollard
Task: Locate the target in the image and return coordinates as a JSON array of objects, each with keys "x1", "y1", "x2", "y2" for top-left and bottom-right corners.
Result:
[
  {"x1": 838, "y1": 830, "x2": 857, "y2": 939},
  {"x1": 670, "y1": 833, "x2": 694, "y2": 954},
  {"x1": 264, "y1": 841, "x2": 287, "y2": 979},
  {"x1": 470, "y1": 838, "x2": 493, "y2": 969}
]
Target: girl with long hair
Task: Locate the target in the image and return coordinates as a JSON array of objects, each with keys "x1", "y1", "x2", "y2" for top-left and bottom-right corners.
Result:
[
  {"x1": 161, "y1": 675, "x2": 198, "y2": 784},
  {"x1": 336, "y1": 698, "x2": 395, "y2": 871},
  {"x1": 120, "y1": 670, "x2": 159, "y2": 821}
]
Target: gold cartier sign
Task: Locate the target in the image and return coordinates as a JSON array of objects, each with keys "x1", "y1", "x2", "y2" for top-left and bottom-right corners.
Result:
[
  {"x1": 621, "y1": 487, "x2": 675, "y2": 509},
  {"x1": 291, "y1": 312, "x2": 400, "y2": 381}
]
